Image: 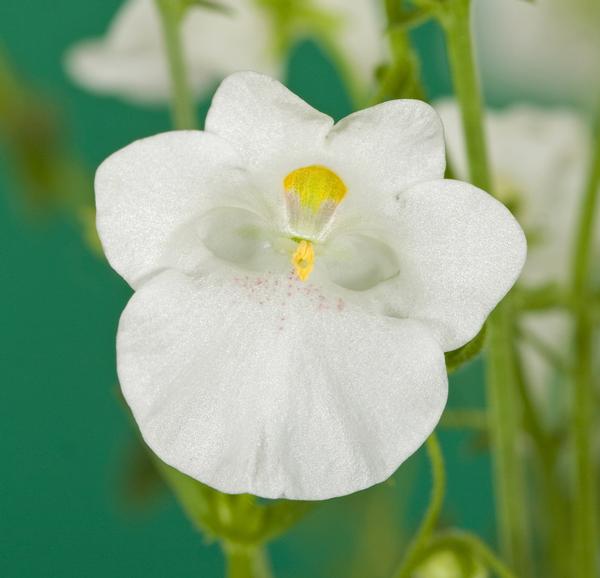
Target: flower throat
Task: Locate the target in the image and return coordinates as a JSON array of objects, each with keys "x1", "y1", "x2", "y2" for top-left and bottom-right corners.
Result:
[{"x1": 283, "y1": 165, "x2": 347, "y2": 282}]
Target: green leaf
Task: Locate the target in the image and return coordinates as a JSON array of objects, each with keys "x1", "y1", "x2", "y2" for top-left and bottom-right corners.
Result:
[{"x1": 444, "y1": 324, "x2": 486, "y2": 373}]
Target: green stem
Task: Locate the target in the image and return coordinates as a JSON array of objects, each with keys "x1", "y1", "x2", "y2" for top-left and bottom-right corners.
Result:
[
  {"x1": 223, "y1": 542, "x2": 272, "y2": 578},
  {"x1": 513, "y1": 345, "x2": 568, "y2": 578},
  {"x1": 392, "y1": 433, "x2": 445, "y2": 578},
  {"x1": 485, "y1": 300, "x2": 533, "y2": 577},
  {"x1": 438, "y1": 0, "x2": 490, "y2": 191},
  {"x1": 155, "y1": 0, "x2": 197, "y2": 129},
  {"x1": 569, "y1": 115, "x2": 600, "y2": 578},
  {"x1": 437, "y1": 2, "x2": 531, "y2": 574},
  {"x1": 371, "y1": 0, "x2": 425, "y2": 105}
]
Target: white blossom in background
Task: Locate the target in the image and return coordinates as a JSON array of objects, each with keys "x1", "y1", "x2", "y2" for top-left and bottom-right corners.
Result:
[
  {"x1": 65, "y1": 0, "x2": 385, "y2": 104},
  {"x1": 96, "y1": 72, "x2": 525, "y2": 499},
  {"x1": 436, "y1": 101, "x2": 596, "y2": 406},
  {"x1": 474, "y1": 0, "x2": 600, "y2": 110}
]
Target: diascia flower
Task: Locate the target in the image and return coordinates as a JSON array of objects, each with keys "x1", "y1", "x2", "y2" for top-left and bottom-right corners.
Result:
[
  {"x1": 96, "y1": 73, "x2": 526, "y2": 499},
  {"x1": 437, "y1": 101, "x2": 595, "y2": 402},
  {"x1": 65, "y1": 0, "x2": 384, "y2": 104}
]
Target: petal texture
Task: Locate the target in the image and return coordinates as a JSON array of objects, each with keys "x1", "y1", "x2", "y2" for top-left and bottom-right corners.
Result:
[
  {"x1": 117, "y1": 269, "x2": 448, "y2": 500},
  {"x1": 95, "y1": 130, "x2": 244, "y2": 288},
  {"x1": 374, "y1": 179, "x2": 526, "y2": 351},
  {"x1": 325, "y1": 100, "x2": 446, "y2": 198},
  {"x1": 205, "y1": 71, "x2": 334, "y2": 172}
]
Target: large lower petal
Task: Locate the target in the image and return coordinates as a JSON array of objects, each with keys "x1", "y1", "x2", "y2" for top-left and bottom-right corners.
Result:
[
  {"x1": 373, "y1": 179, "x2": 526, "y2": 351},
  {"x1": 117, "y1": 269, "x2": 447, "y2": 500},
  {"x1": 205, "y1": 72, "x2": 334, "y2": 173},
  {"x1": 95, "y1": 130, "x2": 245, "y2": 288}
]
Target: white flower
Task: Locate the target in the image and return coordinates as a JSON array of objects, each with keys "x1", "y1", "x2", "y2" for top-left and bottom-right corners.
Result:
[
  {"x1": 474, "y1": 0, "x2": 600, "y2": 110},
  {"x1": 96, "y1": 72, "x2": 526, "y2": 499},
  {"x1": 436, "y1": 101, "x2": 594, "y2": 401},
  {"x1": 65, "y1": 0, "x2": 385, "y2": 104}
]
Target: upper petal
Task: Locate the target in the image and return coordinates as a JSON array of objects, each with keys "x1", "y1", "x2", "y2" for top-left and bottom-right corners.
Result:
[
  {"x1": 117, "y1": 269, "x2": 448, "y2": 500},
  {"x1": 372, "y1": 179, "x2": 526, "y2": 351},
  {"x1": 325, "y1": 100, "x2": 446, "y2": 198},
  {"x1": 205, "y1": 71, "x2": 334, "y2": 172},
  {"x1": 95, "y1": 130, "x2": 244, "y2": 288}
]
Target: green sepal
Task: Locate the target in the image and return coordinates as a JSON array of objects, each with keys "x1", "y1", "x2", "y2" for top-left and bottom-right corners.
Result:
[
  {"x1": 445, "y1": 324, "x2": 487, "y2": 373},
  {"x1": 153, "y1": 454, "x2": 315, "y2": 546}
]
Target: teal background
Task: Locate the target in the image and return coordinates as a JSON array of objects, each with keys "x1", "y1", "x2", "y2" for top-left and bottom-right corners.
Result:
[{"x1": 0, "y1": 2, "x2": 492, "y2": 576}]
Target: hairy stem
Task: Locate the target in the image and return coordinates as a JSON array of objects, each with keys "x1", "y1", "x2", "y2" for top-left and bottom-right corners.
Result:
[
  {"x1": 155, "y1": 0, "x2": 197, "y2": 129},
  {"x1": 392, "y1": 433, "x2": 445, "y2": 578}
]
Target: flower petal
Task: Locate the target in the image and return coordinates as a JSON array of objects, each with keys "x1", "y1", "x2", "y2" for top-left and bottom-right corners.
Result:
[
  {"x1": 65, "y1": 0, "x2": 172, "y2": 103},
  {"x1": 117, "y1": 269, "x2": 448, "y2": 500},
  {"x1": 65, "y1": 0, "x2": 278, "y2": 104},
  {"x1": 373, "y1": 179, "x2": 526, "y2": 351},
  {"x1": 325, "y1": 100, "x2": 446, "y2": 198},
  {"x1": 65, "y1": 40, "x2": 174, "y2": 104},
  {"x1": 205, "y1": 71, "x2": 334, "y2": 172},
  {"x1": 437, "y1": 100, "x2": 589, "y2": 287},
  {"x1": 95, "y1": 130, "x2": 245, "y2": 288}
]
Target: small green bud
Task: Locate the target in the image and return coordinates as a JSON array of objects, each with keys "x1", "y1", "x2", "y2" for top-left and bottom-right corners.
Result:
[{"x1": 413, "y1": 548, "x2": 488, "y2": 578}]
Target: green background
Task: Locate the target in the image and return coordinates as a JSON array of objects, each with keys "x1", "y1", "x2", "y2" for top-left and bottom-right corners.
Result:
[{"x1": 0, "y1": 2, "x2": 492, "y2": 576}]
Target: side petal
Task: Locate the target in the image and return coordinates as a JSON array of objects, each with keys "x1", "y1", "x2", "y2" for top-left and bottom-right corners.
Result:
[
  {"x1": 325, "y1": 100, "x2": 446, "y2": 198},
  {"x1": 374, "y1": 179, "x2": 526, "y2": 351},
  {"x1": 117, "y1": 269, "x2": 448, "y2": 500},
  {"x1": 205, "y1": 71, "x2": 334, "y2": 172},
  {"x1": 95, "y1": 130, "x2": 244, "y2": 288},
  {"x1": 65, "y1": 40, "x2": 172, "y2": 104}
]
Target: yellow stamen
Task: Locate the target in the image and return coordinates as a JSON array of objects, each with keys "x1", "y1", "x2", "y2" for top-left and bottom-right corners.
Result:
[
  {"x1": 283, "y1": 165, "x2": 347, "y2": 239},
  {"x1": 292, "y1": 240, "x2": 315, "y2": 282},
  {"x1": 284, "y1": 165, "x2": 347, "y2": 212}
]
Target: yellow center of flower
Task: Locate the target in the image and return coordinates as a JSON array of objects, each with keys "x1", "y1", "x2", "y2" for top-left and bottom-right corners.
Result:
[
  {"x1": 284, "y1": 165, "x2": 347, "y2": 213},
  {"x1": 283, "y1": 165, "x2": 347, "y2": 282}
]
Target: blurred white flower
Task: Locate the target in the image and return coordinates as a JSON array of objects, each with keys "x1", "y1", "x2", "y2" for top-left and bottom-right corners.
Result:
[
  {"x1": 96, "y1": 72, "x2": 525, "y2": 499},
  {"x1": 65, "y1": 0, "x2": 385, "y2": 104},
  {"x1": 474, "y1": 0, "x2": 600, "y2": 110},
  {"x1": 437, "y1": 101, "x2": 595, "y2": 404},
  {"x1": 437, "y1": 102, "x2": 590, "y2": 287}
]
